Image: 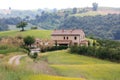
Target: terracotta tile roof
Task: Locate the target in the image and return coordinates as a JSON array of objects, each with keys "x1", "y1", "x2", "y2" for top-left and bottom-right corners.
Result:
[{"x1": 51, "y1": 29, "x2": 85, "y2": 36}]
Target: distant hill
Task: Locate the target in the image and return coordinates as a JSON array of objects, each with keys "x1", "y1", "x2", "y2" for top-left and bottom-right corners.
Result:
[
  {"x1": 59, "y1": 14, "x2": 120, "y2": 40},
  {"x1": 0, "y1": 7, "x2": 120, "y2": 40},
  {"x1": 0, "y1": 7, "x2": 119, "y2": 19},
  {"x1": 98, "y1": 7, "x2": 120, "y2": 14}
]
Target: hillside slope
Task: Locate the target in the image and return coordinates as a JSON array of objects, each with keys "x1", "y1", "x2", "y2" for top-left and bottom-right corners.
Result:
[
  {"x1": 0, "y1": 30, "x2": 52, "y2": 39},
  {"x1": 59, "y1": 14, "x2": 120, "y2": 40},
  {"x1": 32, "y1": 50, "x2": 120, "y2": 80},
  {"x1": 0, "y1": 7, "x2": 120, "y2": 39}
]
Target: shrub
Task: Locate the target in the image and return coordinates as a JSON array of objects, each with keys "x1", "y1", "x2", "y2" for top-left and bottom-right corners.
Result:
[
  {"x1": 31, "y1": 26, "x2": 38, "y2": 30},
  {"x1": 23, "y1": 36, "x2": 35, "y2": 47},
  {"x1": 29, "y1": 52, "x2": 38, "y2": 59},
  {"x1": 41, "y1": 46, "x2": 68, "y2": 53},
  {"x1": 29, "y1": 52, "x2": 38, "y2": 62},
  {"x1": 70, "y1": 46, "x2": 120, "y2": 63},
  {"x1": 69, "y1": 46, "x2": 78, "y2": 53}
]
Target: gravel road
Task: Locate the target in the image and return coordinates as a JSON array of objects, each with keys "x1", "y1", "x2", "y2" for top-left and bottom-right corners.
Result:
[{"x1": 8, "y1": 55, "x2": 26, "y2": 65}]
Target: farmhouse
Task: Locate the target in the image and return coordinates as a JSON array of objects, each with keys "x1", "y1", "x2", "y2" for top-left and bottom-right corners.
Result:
[{"x1": 51, "y1": 29, "x2": 88, "y2": 46}]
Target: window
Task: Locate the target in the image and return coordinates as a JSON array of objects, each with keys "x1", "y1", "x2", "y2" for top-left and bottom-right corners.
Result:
[
  {"x1": 64, "y1": 36, "x2": 65, "y2": 40},
  {"x1": 67, "y1": 37, "x2": 69, "y2": 40},
  {"x1": 74, "y1": 36, "x2": 77, "y2": 40}
]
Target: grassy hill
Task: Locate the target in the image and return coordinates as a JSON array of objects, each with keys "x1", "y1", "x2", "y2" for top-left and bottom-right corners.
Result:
[
  {"x1": 0, "y1": 30, "x2": 52, "y2": 39},
  {"x1": 37, "y1": 50, "x2": 120, "y2": 80},
  {"x1": 0, "y1": 50, "x2": 120, "y2": 80}
]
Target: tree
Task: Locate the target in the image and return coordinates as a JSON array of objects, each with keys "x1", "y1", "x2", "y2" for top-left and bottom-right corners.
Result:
[
  {"x1": 92, "y1": 2, "x2": 98, "y2": 11},
  {"x1": 88, "y1": 40, "x2": 91, "y2": 46},
  {"x1": 73, "y1": 7, "x2": 77, "y2": 14},
  {"x1": 23, "y1": 36, "x2": 35, "y2": 47},
  {"x1": 28, "y1": 52, "x2": 38, "y2": 62},
  {"x1": 93, "y1": 40, "x2": 96, "y2": 46},
  {"x1": 16, "y1": 21, "x2": 27, "y2": 31}
]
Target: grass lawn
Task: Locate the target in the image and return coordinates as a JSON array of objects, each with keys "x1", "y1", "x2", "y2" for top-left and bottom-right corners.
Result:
[
  {"x1": 40, "y1": 50, "x2": 120, "y2": 80},
  {"x1": 0, "y1": 30, "x2": 52, "y2": 39},
  {"x1": 0, "y1": 52, "x2": 30, "y2": 80}
]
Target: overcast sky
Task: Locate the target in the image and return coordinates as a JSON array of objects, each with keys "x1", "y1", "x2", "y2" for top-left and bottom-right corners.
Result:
[{"x1": 0, "y1": 0, "x2": 120, "y2": 10}]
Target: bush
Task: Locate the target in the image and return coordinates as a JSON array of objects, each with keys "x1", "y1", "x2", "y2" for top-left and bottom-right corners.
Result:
[
  {"x1": 23, "y1": 36, "x2": 35, "y2": 47},
  {"x1": 28, "y1": 52, "x2": 38, "y2": 62},
  {"x1": 70, "y1": 46, "x2": 78, "y2": 53},
  {"x1": 31, "y1": 26, "x2": 38, "y2": 30},
  {"x1": 41, "y1": 46, "x2": 68, "y2": 53},
  {"x1": 29, "y1": 52, "x2": 38, "y2": 59},
  {"x1": 70, "y1": 46, "x2": 120, "y2": 63}
]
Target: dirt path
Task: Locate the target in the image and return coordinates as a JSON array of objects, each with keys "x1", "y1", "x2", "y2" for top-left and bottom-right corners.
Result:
[
  {"x1": 8, "y1": 55, "x2": 26, "y2": 65},
  {"x1": 28, "y1": 61, "x2": 58, "y2": 75}
]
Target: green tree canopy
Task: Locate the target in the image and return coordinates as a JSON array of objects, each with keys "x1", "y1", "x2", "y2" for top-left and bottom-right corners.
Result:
[
  {"x1": 16, "y1": 21, "x2": 27, "y2": 31},
  {"x1": 23, "y1": 36, "x2": 35, "y2": 47}
]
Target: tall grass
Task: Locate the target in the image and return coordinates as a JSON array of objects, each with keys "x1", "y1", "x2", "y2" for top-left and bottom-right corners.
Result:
[
  {"x1": 0, "y1": 45, "x2": 27, "y2": 54},
  {"x1": 0, "y1": 63, "x2": 32, "y2": 80}
]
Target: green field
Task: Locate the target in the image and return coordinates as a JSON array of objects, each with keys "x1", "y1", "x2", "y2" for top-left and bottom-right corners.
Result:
[
  {"x1": 0, "y1": 50, "x2": 120, "y2": 80},
  {"x1": 38, "y1": 50, "x2": 120, "y2": 80},
  {"x1": 0, "y1": 30, "x2": 52, "y2": 39}
]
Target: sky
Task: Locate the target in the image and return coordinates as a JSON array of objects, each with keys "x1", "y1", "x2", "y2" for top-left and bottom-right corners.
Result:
[{"x1": 0, "y1": 0, "x2": 120, "y2": 10}]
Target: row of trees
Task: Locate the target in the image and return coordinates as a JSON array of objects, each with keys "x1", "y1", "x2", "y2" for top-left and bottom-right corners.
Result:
[
  {"x1": 70, "y1": 39, "x2": 120, "y2": 62},
  {"x1": 70, "y1": 46, "x2": 120, "y2": 62}
]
